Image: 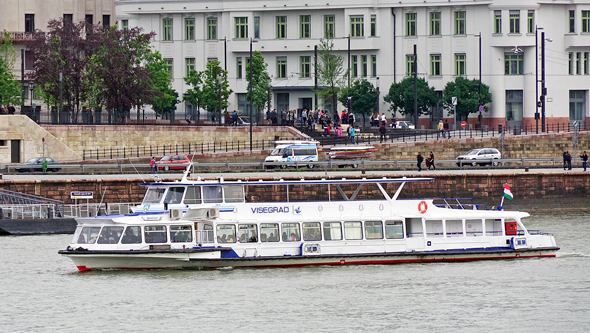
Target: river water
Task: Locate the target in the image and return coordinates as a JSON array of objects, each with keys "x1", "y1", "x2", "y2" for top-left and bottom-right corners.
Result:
[{"x1": 1, "y1": 212, "x2": 589, "y2": 333}]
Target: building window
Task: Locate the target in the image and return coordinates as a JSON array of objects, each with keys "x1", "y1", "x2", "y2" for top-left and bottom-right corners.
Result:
[
  {"x1": 300, "y1": 15, "x2": 311, "y2": 38},
  {"x1": 185, "y1": 18, "x2": 195, "y2": 40},
  {"x1": 351, "y1": 55, "x2": 358, "y2": 77},
  {"x1": 370, "y1": 15, "x2": 377, "y2": 37},
  {"x1": 585, "y1": 52, "x2": 589, "y2": 75},
  {"x1": 361, "y1": 55, "x2": 368, "y2": 77},
  {"x1": 165, "y1": 58, "x2": 173, "y2": 77},
  {"x1": 569, "y1": 90, "x2": 586, "y2": 121},
  {"x1": 324, "y1": 15, "x2": 335, "y2": 38},
  {"x1": 506, "y1": 90, "x2": 523, "y2": 122},
  {"x1": 237, "y1": 57, "x2": 242, "y2": 79},
  {"x1": 569, "y1": 52, "x2": 573, "y2": 75},
  {"x1": 277, "y1": 16, "x2": 287, "y2": 39},
  {"x1": 85, "y1": 14, "x2": 93, "y2": 25},
  {"x1": 527, "y1": 10, "x2": 534, "y2": 34},
  {"x1": 103, "y1": 15, "x2": 110, "y2": 27},
  {"x1": 350, "y1": 16, "x2": 364, "y2": 37},
  {"x1": 300, "y1": 56, "x2": 311, "y2": 78},
  {"x1": 254, "y1": 17, "x2": 260, "y2": 39},
  {"x1": 207, "y1": 17, "x2": 217, "y2": 40},
  {"x1": 235, "y1": 17, "x2": 248, "y2": 39},
  {"x1": 430, "y1": 54, "x2": 441, "y2": 76},
  {"x1": 163, "y1": 18, "x2": 173, "y2": 41},
  {"x1": 371, "y1": 55, "x2": 377, "y2": 77},
  {"x1": 455, "y1": 53, "x2": 466, "y2": 76},
  {"x1": 569, "y1": 10, "x2": 575, "y2": 33},
  {"x1": 121, "y1": 20, "x2": 129, "y2": 30},
  {"x1": 454, "y1": 11, "x2": 466, "y2": 35},
  {"x1": 509, "y1": 10, "x2": 520, "y2": 34},
  {"x1": 406, "y1": 13, "x2": 417, "y2": 36},
  {"x1": 277, "y1": 57, "x2": 287, "y2": 78},
  {"x1": 63, "y1": 14, "x2": 73, "y2": 22},
  {"x1": 494, "y1": 10, "x2": 502, "y2": 34},
  {"x1": 430, "y1": 12, "x2": 441, "y2": 36},
  {"x1": 25, "y1": 14, "x2": 35, "y2": 33},
  {"x1": 583, "y1": 11, "x2": 590, "y2": 33},
  {"x1": 577, "y1": 52, "x2": 582, "y2": 75},
  {"x1": 186, "y1": 58, "x2": 195, "y2": 75},
  {"x1": 505, "y1": 54, "x2": 523, "y2": 75},
  {"x1": 406, "y1": 55, "x2": 414, "y2": 76}
]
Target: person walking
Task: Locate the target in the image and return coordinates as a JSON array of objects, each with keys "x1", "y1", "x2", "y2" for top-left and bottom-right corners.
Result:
[
  {"x1": 350, "y1": 126, "x2": 356, "y2": 144},
  {"x1": 379, "y1": 123, "x2": 387, "y2": 143},
  {"x1": 150, "y1": 157, "x2": 157, "y2": 174},
  {"x1": 8, "y1": 103, "x2": 16, "y2": 114},
  {"x1": 438, "y1": 120, "x2": 444, "y2": 138},
  {"x1": 417, "y1": 152, "x2": 424, "y2": 172},
  {"x1": 443, "y1": 120, "x2": 450, "y2": 138},
  {"x1": 566, "y1": 151, "x2": 572, "y2": 170},
  {"x1": 428, "y1": 151, "x2": 436, "y2": 170},
  {"x1": 581, "y1": 151, "x2": 588, "y2": 171}
]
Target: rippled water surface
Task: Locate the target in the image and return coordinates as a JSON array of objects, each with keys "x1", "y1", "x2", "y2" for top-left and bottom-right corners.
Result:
[{"x1": 1, "y1": 214, "x2": 589, "y2": 332}]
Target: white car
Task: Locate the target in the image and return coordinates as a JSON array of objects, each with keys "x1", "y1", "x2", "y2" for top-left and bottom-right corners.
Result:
[
  {"x1": 394, "y1": 121, "x2": 415, "y2": 129},
  {"x1": 456, "y1": 148, "x2": 502, "y2": 167}
]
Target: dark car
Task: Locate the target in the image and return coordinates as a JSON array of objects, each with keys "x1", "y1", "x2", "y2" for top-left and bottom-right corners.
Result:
[
  {"x1": 158, "y1": 155, "x2": 190, "y2": 171},
  {"x1": 16, "y1": 157, "x2": 61, "y2": 172}
]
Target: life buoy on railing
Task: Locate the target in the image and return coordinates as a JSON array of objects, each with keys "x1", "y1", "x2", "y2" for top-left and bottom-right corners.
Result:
[{"x1": 418, "y1": 201, "x2": 428, "y2": 214}]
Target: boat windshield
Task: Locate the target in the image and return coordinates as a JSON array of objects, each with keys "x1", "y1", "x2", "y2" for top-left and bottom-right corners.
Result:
[
  {"x1": 270, "y1": 148, "x2": 285, "y2": 156},
  {"x1": 143, "y1": 188, "x2": 166, "y2": 204}
]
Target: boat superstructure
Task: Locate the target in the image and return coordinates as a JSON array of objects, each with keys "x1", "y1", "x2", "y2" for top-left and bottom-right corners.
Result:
[{"x1": 59, "y1": 175, "x2": 559, "y2": 271}]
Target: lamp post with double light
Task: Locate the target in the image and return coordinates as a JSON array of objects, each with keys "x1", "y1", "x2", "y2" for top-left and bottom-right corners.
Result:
[{"x1": 535, "y1": 26, "x2": 542, "y2": 134}]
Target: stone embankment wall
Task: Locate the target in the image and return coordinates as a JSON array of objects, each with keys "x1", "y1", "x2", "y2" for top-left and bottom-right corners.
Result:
[{"x1": 1, "y1": 172, "x2": 588, "y2": 205}]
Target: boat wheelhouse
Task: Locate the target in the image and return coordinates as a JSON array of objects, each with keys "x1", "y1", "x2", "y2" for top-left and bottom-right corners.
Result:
[{"x1": 59, "y1": 175, "x2": 559, "y2": 271}]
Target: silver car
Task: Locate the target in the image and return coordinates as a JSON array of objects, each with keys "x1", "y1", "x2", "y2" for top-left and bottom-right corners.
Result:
[{"x1": 456, "y1": 148, "x2": 502, "y2": 167}]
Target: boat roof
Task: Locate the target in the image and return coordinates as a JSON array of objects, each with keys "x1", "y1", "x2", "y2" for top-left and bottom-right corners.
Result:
[{"x1": 140, "y1": 177, "x2": 434, "y2": 187}]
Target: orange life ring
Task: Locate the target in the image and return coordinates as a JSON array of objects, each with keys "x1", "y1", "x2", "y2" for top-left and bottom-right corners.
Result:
[{"x1": 418, "y1": 201, "x2": 428, "y2": 214}]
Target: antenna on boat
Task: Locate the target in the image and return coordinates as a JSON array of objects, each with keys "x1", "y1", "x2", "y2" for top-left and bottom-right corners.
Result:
[
  {"x1": 184, "y1": 145, "x2": 200, "y2": 182},
  {"x1": 127, "y1": 158, "x2": 146, "y2": 183},
  {"x1": 96, "y1": 186, "x2": 107, "y2": 216}
]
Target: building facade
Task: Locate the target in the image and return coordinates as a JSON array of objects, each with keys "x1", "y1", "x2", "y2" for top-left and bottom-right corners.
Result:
[
  {"x1": 1, "y1": 0, "x2": 116, "y2": 104},
  {"x1": 115, "y1": 0, "x2": 588, "y2": 129}
]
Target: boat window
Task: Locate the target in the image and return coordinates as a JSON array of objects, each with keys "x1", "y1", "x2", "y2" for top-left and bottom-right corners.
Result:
[
  {"x1": 238, "y1": 224, "x2": 258, "y2": 242},
  {"x1": 143, "y1": 188, "x2": 166, "y2": 204},
  {"x1": 260, "y1": 223, "x2": 279, "y2": 242},
  {"x1": 365, "y1": 221, "x2": 383, "y2": 239},
  {"x1": 344, "y1": 222, "x2": 363, "y2": 240},
  {"x1": 76, "y1": 226, "x2": 101, "y2": 244},
  {"x1": 425, "y1": 219, "x2": 443, "y2": 237},
  {"x1": 97, "y1": 226, "x2": 124, "y2": 244},
  {"x1": 302, "y1": 222, "x2": 321, "y2": 241},
  {"x1": 485, "y1": 218, "x2": 503, "y2": 236},
  {"x1": 223, "y1": 185, "x2": 244, "y2": 203},
  {"x1": 145, "y1": 225, "x2": 168, "y2": 243},
  {"x1": 121, "y1": 226, "x2": 142, "y2": 244},
  {"x1": 171, "y1": 225, "x2": 193, "y2": 242},
  {"x1": 466, "y1": 219, "x2": 483, "y2": 237},
  {"x1": 164, "y1": 187, "x2": 185, "y2": 204},
  {"x1": 323, "y1": 222, "x2": 342, "y2": 241},
  {"x1": 385, "y1": 221, "x2": 404, "y2": 239},
  {"x1": 281, "y1": 223, "x2": 300, "y2": 241},
  {"x1": 445, "y1": 220, "x2": 463, "y2": 237},
  {"x1": 203, "y1": 186, "x2": 223, "y2": 203},
  {"x1": 183, "y1": 186, "x2": 202, "y2": 204},
  {"x1": 217, "y1": 224, "x2": 236, "y2": 243},
  {"x1": 406, "y1": 218, "x2": 423, "y2": 238}
]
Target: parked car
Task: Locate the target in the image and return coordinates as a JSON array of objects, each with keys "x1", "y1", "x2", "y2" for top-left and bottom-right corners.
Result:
[
  {"x1": 158, "y1": 155, "x2": 190, "y2": 171},
  {"x1": 456, "y1": 148, "x2": 502, "y2": 167},
  {"x1": 394, "y1": 121, "x2": 416, "y2": 129},
  {"x1": 16, "y1": 157, "x2": 61, "y2": 172}
]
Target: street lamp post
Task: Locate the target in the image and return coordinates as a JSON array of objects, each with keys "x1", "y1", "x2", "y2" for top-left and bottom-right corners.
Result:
[
  {"x1": 249, "y1": 38, "x2": 254, "y2": 150},
  {"x1": 375, "y1": 77, "x2": 380, "y2": 115},
  {"x1": 535, "y1": 26, "x2": 543, "y2": 134},
  {"x1": 217, "y1": 74, "x2": 222, "y2": 126},
  {"x1": 29, "y1": 80, "x2": 35, "y2": 110},
  {"x1": 541, "y1": 31, "x2": 547, "y2": 133}
]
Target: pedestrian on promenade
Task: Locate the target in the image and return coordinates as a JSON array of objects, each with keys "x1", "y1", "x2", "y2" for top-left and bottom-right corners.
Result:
[
  {"x1": 350, "y1": 126, "x2": 356, "y2": 144},
  {"x1": 379, "y1": 124, "x2": 387, "y2": 143},
  {"x1": 581, "y1": 151, "x2": 588, "y2": 171},
  {"x1": 417, "y1": 152, "x2": 423, "y2": 172},
  {"x1": 428, "y1": 151, "x2": 436, "y2": 170},
  {"x1": 438, "y1": 120, "x2": 444, "y2": 138},
  {"x1": 150, "y1": 157, "x2": 157, "y2": 174},
  {"x1": 8, "y1": 103, "x2": 16, "y2": 114},
  {"x1": 443, "y1": 120, "x2": 450, "y2": 138},
  {"x1": 566, "y1": 151, "x2": 572, "y2": 170}
]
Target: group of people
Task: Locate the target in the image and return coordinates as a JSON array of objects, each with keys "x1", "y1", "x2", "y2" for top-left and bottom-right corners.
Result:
[
  {"x1": 564, "y1": 151, "x2": 588, "y2": 171},
  {"x1": 437, "y1": 120, "x2": 451, "y2": 138},
  {"x1": 417, "y1": 152, "x2": 436, "y2": 172},
  {"x1": 0, "y1": 103, "x2": 16, "y2": 115},
  {"x1": 370, "y1": 113, "x2": 392, "y2": 128}
]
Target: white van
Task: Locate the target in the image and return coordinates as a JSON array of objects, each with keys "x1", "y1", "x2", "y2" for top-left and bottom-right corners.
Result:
[{"x1": 264, "y1": 141, "x2": 319, "y2": 169}]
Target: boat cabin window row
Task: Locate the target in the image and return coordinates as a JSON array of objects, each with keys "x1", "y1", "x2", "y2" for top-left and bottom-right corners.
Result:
[
  {"x1": 142, "y1": 185, "x2": 244, "y2": 205},
  {"x1": 406, "y1": 218, "x2": 520, "y2": 237},
  {"x1": 73, "y1": 224, "x2": 201, "y2": 245}
]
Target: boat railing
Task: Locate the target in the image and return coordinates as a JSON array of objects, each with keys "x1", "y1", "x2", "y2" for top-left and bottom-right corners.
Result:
[
  {"x1": 64, "y1": 202, "x2": 141, "y2": 217},
  {"x1": 0, "y1": 204, "x2": 64, "y2": 219},
  {"x1": 433, "y1": 198, "x2": 490, "y2": 210}
]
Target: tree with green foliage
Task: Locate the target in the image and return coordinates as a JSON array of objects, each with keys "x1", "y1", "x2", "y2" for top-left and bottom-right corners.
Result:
[
  {"x1": 383, "y1": 77, "x2": 438, "y2": 124},
  {"x1": 0, "y1": 30, "x2": 22, "y2": 107},
  {"x1": 199, "y1": 59, "x2": 232, "y2": 123},
  {"x1": 246, "y1": 50, "x2": 271, "y2": 123},
  {"x1": 442, "y1": 77, "x2": 492, "y2": 121},
  {"x1": 144, "y1": 51, "x2": 178, "y2": 118},
  {"x1": 184, "y1": 70, "x2": 204, "y2": 123},
  {"x1": 315, "y1": 38, "x2": 347, "y2": 113},
  {"x1": 338, "y1": 79, "x2": 377, "y2": 126}
]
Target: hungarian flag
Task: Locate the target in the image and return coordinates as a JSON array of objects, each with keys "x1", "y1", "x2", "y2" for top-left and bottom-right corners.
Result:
[{"x1": 503, "y1": 184, "x2": 514, "y2": 201}]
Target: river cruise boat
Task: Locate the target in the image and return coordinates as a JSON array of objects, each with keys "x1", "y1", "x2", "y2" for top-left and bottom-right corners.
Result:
[{"x1": 59, "y1": 174, "x2": 559, "y2": 271}]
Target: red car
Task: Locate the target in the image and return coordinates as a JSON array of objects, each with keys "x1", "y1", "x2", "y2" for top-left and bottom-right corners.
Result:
[{"x1": 158, "y1": 155, "x2": 190, "y2": 171}]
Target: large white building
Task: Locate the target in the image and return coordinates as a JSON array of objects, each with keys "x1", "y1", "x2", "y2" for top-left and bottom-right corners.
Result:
[{"x1": 116, "y1": 0, "x2": 590, "y2": 129}]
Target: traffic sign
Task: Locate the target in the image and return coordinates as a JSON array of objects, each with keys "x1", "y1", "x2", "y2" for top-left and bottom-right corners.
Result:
[
  {"x1": 71, "y1": 191, "x2": 93, "y2": 199},
  {"x1": 478, "y1": 105, "x2": 483, "y2": 112},
  {"x1": 452, "y1": 97, "x2": 457, "y2": 106},
  {"x1": 461, "y1": 121, "x2": 467, "y2": 129}
]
